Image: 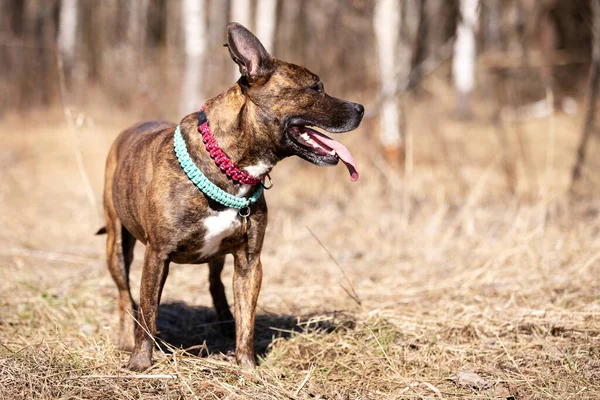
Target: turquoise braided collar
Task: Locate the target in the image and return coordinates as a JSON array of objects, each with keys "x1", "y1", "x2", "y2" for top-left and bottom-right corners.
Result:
[{"x1": 174, "y1": 125, "x2": 263, "y2": 211}]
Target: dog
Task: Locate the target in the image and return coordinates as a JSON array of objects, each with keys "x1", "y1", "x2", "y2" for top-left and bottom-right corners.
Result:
[{"x1": 99, "y1": 22, "x2": 363, "y2": 371}]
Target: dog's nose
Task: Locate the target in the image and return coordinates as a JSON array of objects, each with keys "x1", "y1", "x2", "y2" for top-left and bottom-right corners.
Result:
[{"x1": 353, "y1": 103, "x2": 364, "y2": 117}]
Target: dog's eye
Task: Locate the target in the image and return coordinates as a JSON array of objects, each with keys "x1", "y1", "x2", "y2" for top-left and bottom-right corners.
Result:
[{"x1": 310, "y1": 82, "x2": 324, "y2": 93}]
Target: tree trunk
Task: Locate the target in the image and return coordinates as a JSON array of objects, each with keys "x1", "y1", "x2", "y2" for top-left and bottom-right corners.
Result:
[
  {"x1": 538, "y1": 10, "x2": 558, "y2": 90},
  {"x1": 255, "y1": 0, "x2": 278, "y2": 53},
  {"x1": 206, "y1": 0, "x2": 229, "y2": 92},
  {"x1": 483, "y1": 0, "x2": 503, "y2": 52},
  {"x1": 57, "y1": 0, "x2": 78, "y2": 82},
  {"x1": 452, "y1": 0, "x2": 479, "y2": 117},
  {"x1": 180, "y1": 0, "x2": 206, "y2": 116},
  {"x1": 127, "y1": 0, "x2": 150, "y2": 77},
  {"x1": 5, "y1": 0, "x2": 25, "y2": 34},
  {"x1": 374, "y1": 0, "x2": 403, "y2": 164},
  {"x1": 230, "y1": 0, "x2": 253, "y2": 80},
  {"x1": 409, "y1": 0, "x2": 427, "y2": 90},
  {"x1": 571, "y1": 0, "x2": 600, "y2": 186},
  {"x1": 277, "y1": 1, "x2": 302, "y2": 63},
  {"x1": 165, "y1": 0, "x2": 182, "y2": 59},
  {"x1": 27, "y1": 0, "x2": 60, "y2": 107}
]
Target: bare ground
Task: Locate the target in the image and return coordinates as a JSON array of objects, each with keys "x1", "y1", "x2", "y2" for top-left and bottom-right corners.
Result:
[{"x1": 1, "y1": 97, "x2": 599, "y2": 399}]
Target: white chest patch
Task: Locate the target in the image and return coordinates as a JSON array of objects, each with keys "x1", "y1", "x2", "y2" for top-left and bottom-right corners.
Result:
[
  {"x1": 244, "y1": 161, "x2": 271, "y2": 178},
  {"x1": 200, "y1": 209, "x2": 240, "y2": 257}
]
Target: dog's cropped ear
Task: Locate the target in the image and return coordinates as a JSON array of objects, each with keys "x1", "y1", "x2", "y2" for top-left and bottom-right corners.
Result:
[{"x1": 226, "y1": 22, "x2": 273, "y2": 84}]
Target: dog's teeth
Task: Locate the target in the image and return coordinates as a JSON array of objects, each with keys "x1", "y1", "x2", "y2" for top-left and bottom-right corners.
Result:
[
  {"x1": 329, "y1": 149, "x2": 336, "y2": 155},
  {"x1": 300, "y1": 133, "x2": 310, "y2": 140}
]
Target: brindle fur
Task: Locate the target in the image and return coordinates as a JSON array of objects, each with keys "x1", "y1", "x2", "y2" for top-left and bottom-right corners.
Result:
[{"x1": 102, "y1": 23, "x2": 363, "y2": 371}]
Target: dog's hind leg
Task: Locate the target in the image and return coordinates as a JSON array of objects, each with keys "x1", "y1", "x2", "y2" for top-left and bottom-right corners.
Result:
[
  {"x1": 209, "y1": 256, "x2": 234, "y2": 334},
  {"x1": 103, "y1": 142, "x2": 137, "y2": 351},
  {"x1": 104, "y1": 214, "x2": 137, "y2": 352},
  {"x1": 120, "y1": 226, "x2": 137, "y2": 349}
]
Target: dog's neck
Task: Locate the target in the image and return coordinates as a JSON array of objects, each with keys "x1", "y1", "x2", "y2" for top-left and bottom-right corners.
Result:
[{"x1": 179, "y1": 83, "x2": 278, "y2": 192}]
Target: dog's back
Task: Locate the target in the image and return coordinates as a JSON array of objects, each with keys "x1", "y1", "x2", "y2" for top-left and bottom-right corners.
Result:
[
  {"x1": 103, "y1": 120, "x2": 176, "y2": 243},
  {"x1": 110, "y1": 121, "x2": 175, "y2": 161}
]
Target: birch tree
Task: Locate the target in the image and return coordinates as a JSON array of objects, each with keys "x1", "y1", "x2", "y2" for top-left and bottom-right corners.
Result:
[
  {"x1": 452, "y1": 0, "x2": 479, "y2": 117},
  {"x1": 57, "y1": 0, "x2": 77, "y2": 76},
  {"x1": 230, "y1": 0, "x2": 253, "y2": 80},
  {"x1": 255, "y1": 0, "x2": 278, "y2": 53},
  {"x1": 180, "y1": 0, "x2": 206, "y2": 116},
  {"x1": 374, "y1": 0, "x2": 402, "y2": 162}
]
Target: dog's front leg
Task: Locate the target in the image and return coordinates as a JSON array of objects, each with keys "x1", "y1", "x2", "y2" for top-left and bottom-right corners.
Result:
[
  {"x1": 232, "y1": 247, "x2": 263, "y2": 369},
  {"x1": 127, "y1": 247, "x2": 170, "y2": 371}
]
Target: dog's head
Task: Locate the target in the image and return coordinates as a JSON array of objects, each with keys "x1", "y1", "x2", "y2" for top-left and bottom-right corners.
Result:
[{"x1": 226, "y1": 22, "x2": 364, "y2": 181}]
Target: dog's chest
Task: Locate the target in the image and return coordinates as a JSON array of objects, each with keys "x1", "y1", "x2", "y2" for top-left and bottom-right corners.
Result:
[
  {"x1": 200, "y1": 209, "x2": 241, "y2": 256},
  {"x1": 172, "y1": 180, "x2": 260, "y2": 263},
  {"x1": 195, "y1": 185, "x2": 253, "y2": 258}
]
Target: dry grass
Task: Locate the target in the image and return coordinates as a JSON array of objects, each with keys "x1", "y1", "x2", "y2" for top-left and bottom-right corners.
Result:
[{"x1": 1, "y1": 92, "x2": 600, "y2": 399}]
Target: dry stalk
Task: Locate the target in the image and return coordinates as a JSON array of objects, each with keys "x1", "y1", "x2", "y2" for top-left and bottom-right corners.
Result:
[
  {"x1": 82, "y1": 374, "x2": 178, "y2": 379},
  {"x1": 495, "y1": 333, "x2": 536, "y2": 394},
  {"x1": 366, "y1": 326, "x2": 397, "y2": 375},
  {"x1": 401, "y1": 101, "x2": 413, "y2": 230},
  {"x1": 544, "y1": 86, "x2": 556, "y2": 190},
  {"x1": 294, "y1": 365, "x2": 315, "y2": 397},
  {"x1": 306, "y1": 226, "x2": 362, "y2": 307}
]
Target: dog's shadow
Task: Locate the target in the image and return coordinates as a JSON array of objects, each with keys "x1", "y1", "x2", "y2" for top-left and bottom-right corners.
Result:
[{"x1": 156, "y1": 301, "x2": 352, "y2": 359}]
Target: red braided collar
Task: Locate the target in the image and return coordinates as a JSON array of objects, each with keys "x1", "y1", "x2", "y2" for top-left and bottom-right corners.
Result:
[{"x1": 197, "y1": 107, "x2": 263, "y2": 186}]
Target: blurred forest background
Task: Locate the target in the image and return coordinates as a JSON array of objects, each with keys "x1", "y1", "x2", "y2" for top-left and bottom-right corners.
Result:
[
  {"x1": 1, "y1": 0, "x2": 600, "y2": 192},
  {"x1": 3, "y1": 2, "x2": 600, "y2": 398}
]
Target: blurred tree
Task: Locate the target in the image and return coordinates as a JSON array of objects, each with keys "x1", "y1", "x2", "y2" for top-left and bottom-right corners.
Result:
[
  {"x1": 374, "y1": 0, "x2": 403, "y2": 165},
  {"x1": 180, "y1": 0, "x2": 206, "y2": 115},
  {"x1": 206, "y1": 0, "x2": 230, "y2": 96},
  {"x1": 453, "y1": 0, "x2": 479, "y2": 117},
  {"x1": 572, "y1": 0, "x2": 600, "y2": 186},
  {"x1": 57, "y1": 0, "x2": 77, "y2": 80},
  {"x1": 0, "y1": 0, "x2": 24, "y2": 112},
  {"x1": 4, "y1": 0, "x2": 25, "y2": 34},
  {"x1": 255, "y1": 0, "x2": 278, "y2": 54},
  {"x1": 483, "y1": 0, "x2": 503, "y2": 52},
  {"x1": 165, "y1": 0, "x2": 182, "y2": 59},
  {"x1": 230, "y1": 0, "x2": 252, "y2": 28},
  {"x1": 0, "y1": 0, "x2": 593, "y2": 124},
  {"x1": 128, "y1": 0, "x2": 149, "y2": 51},
  {"x1": 408, "y1": 0, "x2": 427, "y2": 90},
  {"x1": 230, "y1": 0, "x2": 252, "y2": 80},
  {"x1": 276, "y1": 0, "x2": 302, "y2": 64}
]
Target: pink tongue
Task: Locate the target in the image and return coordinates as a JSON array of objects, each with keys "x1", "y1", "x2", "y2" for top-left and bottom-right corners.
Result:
[{"x1": 301, "y1": 127, "x2": 359, "y2": 182}]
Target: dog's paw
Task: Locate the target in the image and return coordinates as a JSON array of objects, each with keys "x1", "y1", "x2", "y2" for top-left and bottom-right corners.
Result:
[
  {"x1": 126, "y1": 353, "x2": 153, "y2": 372},
  {"x1": 237, "y1": 354, "x2": 257, "y2": 370},
  {"x1": 118, "y1": 335, "x2": 135, "y2": 353}
]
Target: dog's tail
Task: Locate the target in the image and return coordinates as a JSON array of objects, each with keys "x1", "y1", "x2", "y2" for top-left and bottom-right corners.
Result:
[{"x1": 96, "y1": 227, "x2": 107, "y2": 235}]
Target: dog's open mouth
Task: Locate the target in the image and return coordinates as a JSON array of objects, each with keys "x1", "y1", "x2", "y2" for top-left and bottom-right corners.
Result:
[{"x1": 287, "y1": 126, "x2": 359, "y2": 181}]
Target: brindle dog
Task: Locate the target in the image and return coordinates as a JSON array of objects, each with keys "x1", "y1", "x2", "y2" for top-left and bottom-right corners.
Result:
[{"x1": 101, "y1": 22, "x2": 363, "y2": 371}]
